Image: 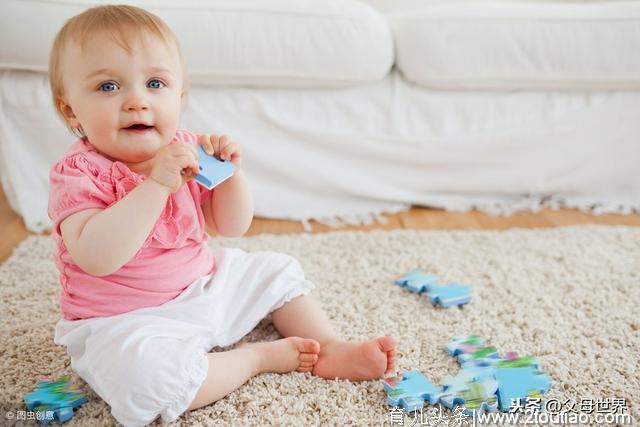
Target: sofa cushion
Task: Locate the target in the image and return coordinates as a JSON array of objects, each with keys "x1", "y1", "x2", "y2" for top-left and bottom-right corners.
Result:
[
  {"x1": 386, "y1": 1, "x2": 640, "y2": 90},
  {"x1": 0, "y1": 0, "x2": 393, "y2": 88}
]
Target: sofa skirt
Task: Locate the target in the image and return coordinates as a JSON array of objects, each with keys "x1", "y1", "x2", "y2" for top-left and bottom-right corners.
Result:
[{"x1": 1, "y1": 70, "x2": 639, "y2": 232}]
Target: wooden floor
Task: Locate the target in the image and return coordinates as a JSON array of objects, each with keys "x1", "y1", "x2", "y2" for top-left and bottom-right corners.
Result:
[{"x1": 1, "y1": 185, "x2": 638, "y2": 263}]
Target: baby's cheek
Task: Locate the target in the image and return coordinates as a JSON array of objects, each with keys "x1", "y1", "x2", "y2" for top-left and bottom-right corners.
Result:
[{"x1": 158, "y1": 97, "x2": 181, "y2": 124}]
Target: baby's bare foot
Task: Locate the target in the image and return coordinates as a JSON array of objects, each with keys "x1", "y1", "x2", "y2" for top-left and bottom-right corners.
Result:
[
  {"x1": 312, "y1": 336, "x2": 396, "y2": 381},
  {"x1": 240, "y1": 337, "x2": 320, "y2": 374}
]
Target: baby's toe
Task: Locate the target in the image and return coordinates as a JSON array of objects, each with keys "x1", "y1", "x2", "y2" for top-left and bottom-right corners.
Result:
[
  {"x1": 377, "y1": 336, "x2": 396, "y2": 352},
  {"x1": 299, "y1": 353, "x2": 319, "y2": 364},
  {"x1": 385, "y1": 348, "x2": 396, "y2": 373},
  {"x1": 386, "y1": 358, "x2": 395, "y2": 373},
  {"x1": 298, "y1": 338, "x2": 321, "y2": 354}
]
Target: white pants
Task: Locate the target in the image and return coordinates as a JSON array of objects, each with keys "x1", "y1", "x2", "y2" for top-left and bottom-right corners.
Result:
[{"x1": 54, "y1": 248, "x2": 314, "y2": 426}]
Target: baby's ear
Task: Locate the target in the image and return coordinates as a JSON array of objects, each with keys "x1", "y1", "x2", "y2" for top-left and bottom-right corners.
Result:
[
  {"x1": 180, "y1": 88, "x2": 188, "y2": 106},
  {"x1": 58, "y1": 98, "x2": 80, "y2": 128}
]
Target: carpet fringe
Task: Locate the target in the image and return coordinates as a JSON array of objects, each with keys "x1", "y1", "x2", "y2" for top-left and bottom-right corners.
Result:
[{"x1": 298, "y1": 195, "x2": 639, "y2": 231}]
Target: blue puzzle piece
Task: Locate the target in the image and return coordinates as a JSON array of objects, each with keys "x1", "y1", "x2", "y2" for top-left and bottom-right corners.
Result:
[
  {"x1": 459, "y1": 380, "x2": 500, "y2": 415},
  {"x1": 460, "y1": 355, "x2": 540, "y2": 369},
  {"x1": 383, "y1": 371, "x2": 442, "y2": 412},
  {"x1": 440, "y1": 369, "x2": 498, "y2": 414},
  {"x1": 441, "y1": 337, "x2": 551, "y2": 413},
  {"x1": 495, "y1": 355, "x2": 540, "y2": 370},
  {"x1": 445, "y1": 335, "x2": 485, "y2": 357},
  {"x1": 493, "y1": 367, "x2": 551, "y2": 412},
  {"x1": 427, "y1": 283, "x2": 472, "y2": 308},
  {"x1": 394, "y1": 269, "x2": 439, "y2": 293},
  {"x1": 443, "y1": 374, "x2": 499, "y2": 415},
  {"x1": 463, "y1": 365, "x2": 499, "y2": 382},
  {"x1": 24, "y1": 376, "x2": 87, "y2": 424},
  {"x1": 457, "y1": 346, "x2": 499, "y2": 366},
  {"x1": 195, "y1": 145, "x2": 236, "y2": 189},
  {"x1": 460, "y1": 351, "x2": 516, "y2": 369}
]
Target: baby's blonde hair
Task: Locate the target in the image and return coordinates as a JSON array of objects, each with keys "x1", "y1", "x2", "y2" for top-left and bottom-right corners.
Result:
[{"x1": 49, "y1": 4, "x2": 185, "y2": 132}]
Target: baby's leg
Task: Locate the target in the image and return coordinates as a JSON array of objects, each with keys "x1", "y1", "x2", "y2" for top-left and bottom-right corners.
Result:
[
  {"x1": 271, "y1": 294, "x2": 396, "y2": 381},
  {"x1": 188, "y1": 337, "x2": 320, "y2": 410}
]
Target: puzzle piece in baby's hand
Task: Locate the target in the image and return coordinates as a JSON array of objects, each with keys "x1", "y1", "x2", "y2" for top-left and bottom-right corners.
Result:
[
  {"x1": 427, "y1": 283, "x2": 472, "y2": 308},
  {"x1": 394, "y1": 269, "x2": 439, "y2": 293},
  {"x1": 445, "y1": 335, "x2": 486, "y2": 357},
  {"x1": 440, "y1": 369, "x2": 498, "y2": 415},
  {"x1": 493, "y1": 367, "x2": 551, "y2": 412},
  {"x1": 383, "y1": 371, "x2": 441, "y2": 412},
  {"x1": 24, "y1": 376, "x2": 87, "y2": 424},
  {"x1": 195, "y1": 145, "x2": 236, "y2": 189}
]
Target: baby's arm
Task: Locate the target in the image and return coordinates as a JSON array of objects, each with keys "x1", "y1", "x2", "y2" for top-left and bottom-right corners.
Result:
[
  {"x1": 199, "y1": 134, "x2": 254, "y2": 237},
  {"x1": 202, "y1": 170, "x2": 253, "y2": 237},
  {"x1": 60, "y1": 143, "x2": 199, "y2": 276},
  {"x1": 60, "y1": 180, "x2": 171, "y2": 276}
]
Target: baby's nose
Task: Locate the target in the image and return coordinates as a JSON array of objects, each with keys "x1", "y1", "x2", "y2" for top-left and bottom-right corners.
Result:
[{"x1": 123, "y1": 93, "x2": 150, "y2": 111}]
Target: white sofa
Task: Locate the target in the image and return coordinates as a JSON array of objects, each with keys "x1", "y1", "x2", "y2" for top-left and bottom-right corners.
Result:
[{"x1": 1, "y1": 0, "x2": 639, "y2": 232}]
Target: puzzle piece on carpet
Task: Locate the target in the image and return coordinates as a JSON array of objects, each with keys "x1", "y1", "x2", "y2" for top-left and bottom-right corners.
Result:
[
  {"x1": 440, "y1": 369, "x2": 499, "y2": 415},
  {"x1": 427, "y1": 283, "x2": 472, "y2": 308},
  {"x1": 394, "y1": 269, "x2": 439, "y2": 293},
  {"x1": 461, "y1": 353, "x2": 540, "y2": 369},
  {"x1": 493, "y1": 367, "x2": 551, "y2": 412},
  {"x1": 445, "y1": 335, "x2": 486, "y2": 357},
  {"x1": 457, "y1": 346, "x2": 499, "y2": 366},
  {"x1": 460, "y1": 380, "x2": 500, "y2": 415},
  {"x1": 383, "y1": 370, "x2": 441, "y2": 412},
  {"x1": 495, "y1": 355, "x2": 540, "y2": 370},
  {"x1": 24, "y1": 376, "x2": 87, "y2": 424},
  {"x1": 442, "y1": 337, "x2": 551, "y2": 412}
]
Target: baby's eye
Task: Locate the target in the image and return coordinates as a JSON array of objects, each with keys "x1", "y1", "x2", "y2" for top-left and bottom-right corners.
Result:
[
  {"x1": 99, "y1": 82, "x2": 118, "y2": 92},
  {"x1": 147, "y1": 79, "x2": 165, "y2": 89}
]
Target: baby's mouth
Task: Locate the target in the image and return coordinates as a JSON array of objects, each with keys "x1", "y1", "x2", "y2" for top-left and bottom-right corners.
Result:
[{"x1": 123, "y1": 123, "x2": 155, "y2": 133}]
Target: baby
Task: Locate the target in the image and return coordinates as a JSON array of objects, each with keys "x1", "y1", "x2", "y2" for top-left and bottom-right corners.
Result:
[{"x1": 47, "y1": 5, "x2": 396, "y2": 426}]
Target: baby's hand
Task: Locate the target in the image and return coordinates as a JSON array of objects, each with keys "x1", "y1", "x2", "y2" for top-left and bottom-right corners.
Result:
[
  {"x1": 198, "y1": 134, "x2": 242, "y2": 168},
  {"x1": 149, "y1": 142, "x2": 199, "y2": 193}
]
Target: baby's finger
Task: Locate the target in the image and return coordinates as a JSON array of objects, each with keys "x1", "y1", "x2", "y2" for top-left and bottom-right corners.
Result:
[
  {"x1": 219, "y1": 142, "x2": 238, "y2": 161},
  {"x1": 180, "y1": 169, "x2": 196, "y2": 182},
  {"x1": 215, "y1": 135, "x2": 230, "y2": 158},
  {"x1": 210, "y1": 134, "x2": 221, "y2": 157},
  {"x1": 177, "y1": 153, "x2": 199, "y2": 177},
  {"x1": 199, "y1": 134, "x2": 214, "y2": 156}
]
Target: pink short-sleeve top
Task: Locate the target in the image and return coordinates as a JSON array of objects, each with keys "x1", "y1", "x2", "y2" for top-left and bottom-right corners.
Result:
[{"x1": 48, "y1": 130, "x2": 215, "y2": 320}]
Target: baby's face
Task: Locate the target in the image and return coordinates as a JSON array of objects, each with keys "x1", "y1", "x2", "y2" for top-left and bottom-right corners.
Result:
[{"x1": 59, "y1": 32, "x2": 184, "y2": 163}]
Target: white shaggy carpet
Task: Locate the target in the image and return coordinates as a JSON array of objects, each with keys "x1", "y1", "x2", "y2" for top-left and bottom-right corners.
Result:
[{"x1": 0, "y1": 225, "x2": 638, "y2": 426}]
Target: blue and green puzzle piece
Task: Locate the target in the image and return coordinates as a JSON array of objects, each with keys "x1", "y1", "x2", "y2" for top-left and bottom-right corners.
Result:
[
  {"x1": 441, "y1": 335, "x2": 550, "y2": 413},
  {"x1": 440, "y1": 369, "x2": 499, "y2": 415},
  {"x1": 457, "y1": 346, "x2": 499, "y2": 366},
  {"x1": 24, "y1": 376, "x2": 87, "y2": 424},
  {"x1": 494, "y1": 367, "x2": 551, "y2": 411},
  {"x1": 383, "y1": 370, "x2": 441, "y2": 412},
  {"x1": 383, "y1": 338, "x2": 551, "y2": 415},
  {"x1": 445, "y1": 335, "x2": 486, "y2": 356},
  {"x1": 445, "y1": 336, "x2": 538, "y2": 370}
]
